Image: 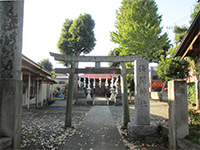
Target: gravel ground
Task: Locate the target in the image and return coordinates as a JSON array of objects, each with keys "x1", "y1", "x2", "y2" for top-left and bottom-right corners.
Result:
[
  {"x1": 21, "y1": 99, "x2": 169, "y2": 150},
  {"x1": 109, "y1": 99, "x2": 169, "y2": 150},
  {"x1": 21, "y1": 106, "x2": 91, "y2": 150}
]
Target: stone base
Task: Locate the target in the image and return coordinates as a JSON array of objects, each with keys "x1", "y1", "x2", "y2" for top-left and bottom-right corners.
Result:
[
  {"x1": 128, "y1": 122, "x2": 157, "y2": 140},
  {"x1": 87, "y1": 101, "x2": 93, "y2": 105},
  {"x1": 77, "y1": 88, "x2": 86, "y2": 99},
  {"x1": 75, "y1": 99, "x2": 87, "y2": 106},
  {"x1": 109, "y1": 100, "x2": 114, "y2": 105},
  {"x1": 0, "y1": 80, "x2": 23, "y2": 149},
  {"x1": 115, "y1": 98, "x2": 122, "y2": 106}
]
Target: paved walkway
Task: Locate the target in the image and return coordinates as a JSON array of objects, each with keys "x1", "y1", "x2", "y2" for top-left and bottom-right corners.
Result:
[{"x1": 63, "y1": 106, "x2": 126, "y2": 150}]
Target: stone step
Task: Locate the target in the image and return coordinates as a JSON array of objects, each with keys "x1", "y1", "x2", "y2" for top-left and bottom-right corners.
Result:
[{"x1": 93, "y1": 100, "x2": 108, "y2": 105}]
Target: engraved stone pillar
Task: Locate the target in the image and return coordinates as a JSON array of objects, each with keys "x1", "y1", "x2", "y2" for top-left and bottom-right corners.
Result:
[
  {"x1": 134, "y1": 60, "x2": 150, "y2": 125},
  {"x1": 0, "y1": 1, "x2": 24, "y2": 149},
  {"x1": 128, "y1": 60, "x2": 157, "y2": 140}
]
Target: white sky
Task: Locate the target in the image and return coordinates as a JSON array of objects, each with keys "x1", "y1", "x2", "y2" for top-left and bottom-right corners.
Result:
[{"x1": 22, "y1": 0, "x2": 198, "y2": 69}]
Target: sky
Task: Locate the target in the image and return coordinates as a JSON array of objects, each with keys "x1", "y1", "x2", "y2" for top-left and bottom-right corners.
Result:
[{"x1": 22, "y1": 0, "x2": 198, "y2": 69}]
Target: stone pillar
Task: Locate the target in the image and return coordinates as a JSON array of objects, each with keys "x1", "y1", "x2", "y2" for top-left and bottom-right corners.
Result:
[
  {"x1": 115, "y1": 86, "x2": 122, "y2": 105},
  {"x1": 41, "y1": 81, "x2": 44, "y2": 106},
  {"x1": 36, "y1": 80, "x2": 39, "y2": 107},
  {"x1": 27, "y1": 74, "x2": 31, "y2": 108},
  {"x1": 168, "y1": 80, "x2": 189, "y2": 150},
  {"x1": 134, "y1": 60, "x2": 150, "y2": 125},
  {"x1": 0, "y1": 1, "x2": 24, "y2": 149},
  {"x1": 74, "y1": 62, "x2": 78, "y2": 101},
  {"x1": 128, "y1": 60, "x2": 157, "y2": 140},
  {"x1": 120, "y1": 62, "x2": 130, "y2": 128},
  {"x1": 65, "y1": 62, "x2": 75, "y2": 128},
  {"x1": 95, "y1": 61, "x2": 100, "y2": 68}
]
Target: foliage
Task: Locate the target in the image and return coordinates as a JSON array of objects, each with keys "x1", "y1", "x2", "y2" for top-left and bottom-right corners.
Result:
[
  {"x1": 38, "y1": 58, "x2": 53, "y2": 72},
  {"x1": 157, "y1": 45, "x2": 189, "y2": 82},
  {"x1": 188, "y1": 109, "x2": 200, "y2": 126},
  {"x1": 108, "y1": 47, "x2": 122, "y2": 67},
  {"x1": 186, "y1": 56, "x2": 200, "y2": 78},
  {"x1": 127, "y1": 74, "x2": 134, "y2": 92},
  {"x1": 185, "y1": 126, "x2": 200, "y2": 145},
  {"x1": 187, "y1": 83, "x2": 196, "y2": 105},
  {"x1": 190, "y1": 3, "x2": 200, "y2": 24},
  {"x1": 53, "y1": 87, "x2": 61, "y2": 97},
  {"x1": 51, "y1": 72, "x2": 57, "y2": 79},
  {"x1": 174, "y1": 25, "x2": 188, "y2": 44},
  {"x1": 110, "y1": 0, "x2": 170, "y2": 62},
  {"x1": 186, "y1": 109, "x2": 200, "y2": 145},
  {"x1": 57, "y1": 13, "x2": 96, "y2": 66}
]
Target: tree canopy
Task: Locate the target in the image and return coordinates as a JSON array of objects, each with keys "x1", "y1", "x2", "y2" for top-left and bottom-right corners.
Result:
[
  {"x1": 157, "y1": 45, "x2": 189, "y2": 82},
  {"x1": 38, "y1": 58, "x2": 53, "y2": 72},
  {"x1": 110, "y1": 0, "x2": 170, "y2": 62},
  {"x1": 57, "y1": 13, "x2": 96, "y2": 66}
]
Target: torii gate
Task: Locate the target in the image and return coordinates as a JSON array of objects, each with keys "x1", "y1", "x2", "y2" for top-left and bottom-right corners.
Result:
[{"x1": 50, "y1": 52, "x2": 146, "y2": 128}]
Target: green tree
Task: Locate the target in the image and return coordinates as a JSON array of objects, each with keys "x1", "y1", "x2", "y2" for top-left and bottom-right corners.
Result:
[
  {"x1": 174, "y1": 25, "x2": 188, "y2": 44},
  {"x1": 110, "y1": 0, "x2": 170, "y2": 62},
  {"x1": 38, "y1": 58, "x2": 53, "y2": 72},
  {"x1": 57, "y1": 13, "x2": 96, "y2": 66},
  {"x1": 157, "y1": 45, "x2": 189, "y2": 82},
  {"x1": 57, "y1": 13, "x2": 96, "y2": 99},
  {"x1": 108, "y1": 47, "x2": 122, "y2": 67},
  {"x1": 157, "y1": 45, "x2": 189, "y2": 101}
]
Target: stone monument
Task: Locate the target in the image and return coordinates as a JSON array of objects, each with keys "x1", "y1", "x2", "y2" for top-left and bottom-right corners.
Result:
[
  {"x1": 0, "y1": 1, "x2": 24, "y2": 149},
  {"x1": 128, "y1": 60, "x2": 157, "y2": 140}
]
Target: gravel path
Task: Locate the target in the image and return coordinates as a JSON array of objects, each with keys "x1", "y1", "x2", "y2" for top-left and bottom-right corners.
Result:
[{"x1": 63, "y1": 106, "x2": 126, "y2": 150}]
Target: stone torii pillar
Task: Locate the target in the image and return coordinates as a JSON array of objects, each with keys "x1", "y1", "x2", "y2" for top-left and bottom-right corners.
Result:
[
  {"x1": 65, "y1": 62, "x2": 75, "y2": 128},
  {"x1": 0, "y1": 1, "x2": 24, "y2": 149},
  {"x1": 120, "y1": 62, "x2": 130, "y2": 128}
]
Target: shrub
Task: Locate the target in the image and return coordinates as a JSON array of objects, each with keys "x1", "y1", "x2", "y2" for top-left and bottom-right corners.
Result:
[
  {"x1": 187, "y1": 83, "x2": 196, "y2": 105},
  {"x1": 188, "y1": 109, "x2": 200, "y2": 126}
]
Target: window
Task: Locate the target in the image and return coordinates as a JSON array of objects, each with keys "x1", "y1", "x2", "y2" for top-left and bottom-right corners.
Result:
[
  {"x1": 152, "y1": 76, "x2": 158, "y2": 80},
  {"x1": 59, "y1": 81, "x2": 66, "y2": 85}
]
